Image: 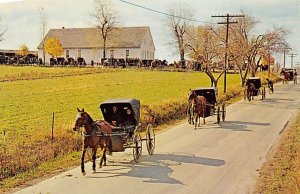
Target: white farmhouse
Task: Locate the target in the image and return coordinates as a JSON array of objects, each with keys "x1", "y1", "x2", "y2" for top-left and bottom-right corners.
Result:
[{"x1": 37, "y1": 27, "x2": 155, "y2": 64}]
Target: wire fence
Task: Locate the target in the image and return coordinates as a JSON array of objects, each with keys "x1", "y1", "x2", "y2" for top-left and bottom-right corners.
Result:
[{"x1": 0, "y1": 124, "x2": 82, "y2": 181}]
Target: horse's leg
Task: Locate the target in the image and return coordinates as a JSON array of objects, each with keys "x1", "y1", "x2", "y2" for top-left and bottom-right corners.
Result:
[
  {"x1": 92, "y1": 147, "x2": 97, "y2": 173},
  {"x1": 99, "y1": 149, "x2": 103, "y2": 168},
  {"x1": 99, "y1": 142, "x2": 107, "y2": 168},
  {"x1": 203, "y1": 108, "x2": 206, "y2": 125},
  {"x1": 100, "y1": 147, "x2": 107, "y2": 167},
  {"x1": 81, "y1": 148, "x2": 87, "y2": 176},
  {"x1": 103, "y1": 147, "x2": 107, "y2": 166},
  {"x1": 194, "y1": 115, "x2": 197, "y2": 129},
  {"x1": 102, "y1": 141, "x2": 109, "y2": 166}
]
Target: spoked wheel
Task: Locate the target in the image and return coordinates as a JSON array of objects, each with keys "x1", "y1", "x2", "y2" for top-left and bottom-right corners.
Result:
[
  {"x1": 133, "y1": 133, "x2": 142, "y2": 163},
  {"x1": 222, "y1": 104, "x2": 226, "y2": 122},
  {"x1": 217, "y1": 106, "x2": 220, "y2": 124},
  {"x1": 146, "y1": 124, "x2": 155, "y2": 155}
]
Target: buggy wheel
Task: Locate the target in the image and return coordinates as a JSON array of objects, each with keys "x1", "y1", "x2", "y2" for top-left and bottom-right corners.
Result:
[
  {"x1": 146, "y1": 124, "x2": 155, "y2": 155},
  {"x1": 217, "y1": 106, "x2": 220, "y2": 124},
  {"x1": 261, "y1": 88, "x2": 265, "y2": 100},
  {"x1": 133, "y1": 133, "x2": 142, "y2": 163},
  {"x1": 222, "y1": 104, "x2": 226, "y2": 122}
]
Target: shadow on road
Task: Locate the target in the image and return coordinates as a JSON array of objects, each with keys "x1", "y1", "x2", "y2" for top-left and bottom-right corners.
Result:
[
  {"x1": 93, "y1": 152, "x2": 225, "y2": 185},
  {"x1": 219, "y1": 121, "x2": 270, "y2": 131},
  {"x1": 247, "y1": 97, "x2": 300, "y2": 109}
]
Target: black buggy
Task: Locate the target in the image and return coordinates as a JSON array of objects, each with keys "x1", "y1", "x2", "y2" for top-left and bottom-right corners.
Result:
[
  {"x1": 187, "y1": 87, "x2": 226, "y2": 124},
  {"x1": 281, "y1": 68, "x2": 297, "y2": 84},
  {"x1": 244, "y1": 77, "x2": 266, "y2": 101},
  {"x1": 100, "y1": 98, "x2": 155, "y2": 162}
]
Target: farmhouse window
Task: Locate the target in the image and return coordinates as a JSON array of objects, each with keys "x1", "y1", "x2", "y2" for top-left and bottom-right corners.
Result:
[
  {"x1": 78, "y1": 50, "x2": 81, "y2": 58},
  {"x1": 126, "y1": 50, "x2": 129, "y2": 57},
  {"x1": 66, "y1": 50, "x2": 69, "y2": 58},
  {"x1": 110, "y1": 50, "x2": 114, "y2": 58}
]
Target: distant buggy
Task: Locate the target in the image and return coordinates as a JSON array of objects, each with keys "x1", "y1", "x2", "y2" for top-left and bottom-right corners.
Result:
[
  {"x1": 244, "y1": 77, "x2": 266, "y2": 101},
  {"x1": 187, "y1": 87, "x2": 226, "y2": 126}
]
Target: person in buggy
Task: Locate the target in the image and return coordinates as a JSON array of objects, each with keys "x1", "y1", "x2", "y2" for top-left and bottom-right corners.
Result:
[
  {"x1": 123, "y1": 107, "x2": 136, "y2": 138},
  {"x1": 110, "y1": 106, "x2": 123, "y2": 126},
  {"x1": 266, "y1": 78, "x2": 274, "y2": 93}
]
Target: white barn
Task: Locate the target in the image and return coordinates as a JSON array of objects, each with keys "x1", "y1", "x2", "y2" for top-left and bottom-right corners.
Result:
[{"x1": 37, "y1": 27, "x2": 155, "y2": 64}]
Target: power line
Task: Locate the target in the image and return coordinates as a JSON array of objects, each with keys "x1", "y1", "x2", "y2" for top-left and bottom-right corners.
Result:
[{"x1": 117, "y1": 0, "x2": 216, "y2": 24}]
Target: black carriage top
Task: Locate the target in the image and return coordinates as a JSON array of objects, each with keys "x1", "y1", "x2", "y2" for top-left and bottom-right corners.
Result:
[
  {"x1": 100, "y1": 98, "x2": 140, "y2": 125},
  {"x1": 192, "y1": 87, "x2": 218, "y2": 105},
  {"x1": 246, "y1": 77, "x2": 261, "y2": 89}
]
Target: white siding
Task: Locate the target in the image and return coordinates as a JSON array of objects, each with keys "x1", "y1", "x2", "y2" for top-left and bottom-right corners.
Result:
[{"x1": 38, "y1": 28, "x2": 156, "y2": 63}]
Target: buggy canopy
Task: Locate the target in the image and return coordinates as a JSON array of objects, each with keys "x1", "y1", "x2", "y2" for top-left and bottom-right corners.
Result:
[
  {"x1": 100, "y1": 98, "x2": 140, "y2": 124},
  {"x1": 192, "y1": 87, "x2": 218, "y2": 105},
  {"x1": 246, "y1": 77, "x2": 261, "y2": 89}
]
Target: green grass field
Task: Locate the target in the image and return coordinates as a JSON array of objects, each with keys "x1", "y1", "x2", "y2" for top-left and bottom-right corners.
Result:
[
  {"x1": 0, "y1": 66, "x2": 241, "y2": 139},
  {"x1": 0, "y1": 66, "x2": 245, "y2": 190},
  {"x1": 1, "y1": 66, "x2": 284, "y2": 191}
]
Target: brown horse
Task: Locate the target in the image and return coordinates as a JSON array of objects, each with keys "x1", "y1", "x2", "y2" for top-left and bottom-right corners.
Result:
[
  {"x1": 246, "y1": 82, "x2": 256, "y2": 101},
  {"x1": 73, "y1": 108, "x2": 112, "y2": 175},
  {"x1": 188, "y1": 90, "x2": 207, "y2": 129}
]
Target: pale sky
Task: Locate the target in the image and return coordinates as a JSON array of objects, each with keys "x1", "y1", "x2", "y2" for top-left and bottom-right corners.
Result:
[{"x1": 0, "y1": 0, "x2": 299, "y2": 66}]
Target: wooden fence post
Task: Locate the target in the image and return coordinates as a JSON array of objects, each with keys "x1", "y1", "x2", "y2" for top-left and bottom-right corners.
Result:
[{"x1": 52, "y1": 113, "x2": 54, "y2": 144}]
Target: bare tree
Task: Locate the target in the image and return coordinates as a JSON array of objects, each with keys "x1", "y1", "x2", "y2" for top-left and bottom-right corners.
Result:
[
  {"x1": 261, "y1": 26, "x2": 289, "y2": 75},
  {"x1": 93, "y1": 0, "x2": 118, "y2": 61},
  {"x1": 167, "y1": 2, "x2": 193, "y2": 66},
  {"x1": 229, "y1": 13, "x2": 266, "y2": 85},
  {"x1": 229, "y1": 12, "x2": 289, "y2": 84},
  {"x1": 39, "y1": 6, "x2": 47, "y2": 66},
  {"x1": 187, "y1": 25, "x2": 224, "y2": 87}
]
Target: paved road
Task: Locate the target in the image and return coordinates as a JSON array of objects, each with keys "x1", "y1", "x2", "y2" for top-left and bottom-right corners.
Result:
[{"x1": 14, "y1": 82, "x2": 300, "y2": 194}]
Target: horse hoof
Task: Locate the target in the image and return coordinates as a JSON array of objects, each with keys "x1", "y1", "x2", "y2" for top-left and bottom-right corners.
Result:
[
  {"x1": 82, "y1": 172, "x2": 86, "y2": 176},
  {"x1": 99, "y1": 165, "x2": 102, "y2": 168},
  {"x1": 104, "y1": 163, "x2": 107, "y2": 166},
  {"x1": 92, "y1": 170, "x2": 96, "y2": 174}
]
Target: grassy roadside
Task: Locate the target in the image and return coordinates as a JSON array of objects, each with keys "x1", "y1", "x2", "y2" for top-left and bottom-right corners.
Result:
[
  {"x1": 0, "y1": 67, "x2": 279, "y2": 192},
  {"x1": 255, "y1": 112, "x2": 300, "y2": 193}
]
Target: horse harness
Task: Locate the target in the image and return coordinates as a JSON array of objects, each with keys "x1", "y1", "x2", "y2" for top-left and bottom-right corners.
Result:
[{"x1": 82, "y1": 121, "x2": 111, "y2": 137}]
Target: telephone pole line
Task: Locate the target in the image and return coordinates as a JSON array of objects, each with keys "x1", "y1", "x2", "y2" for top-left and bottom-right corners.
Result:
[
  {"x1": 212, "y1": 14, "x2": 244, "y2": 93},
  {"x1": 289, "y1": 53, "x2": 298, "y2": 68},
  {"x1": 282, "y1": 47, "x2": 291, "y2": 68}
]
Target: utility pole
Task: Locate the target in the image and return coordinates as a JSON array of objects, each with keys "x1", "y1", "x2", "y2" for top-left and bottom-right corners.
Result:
[
  {"x1": 212, "y1": 14, "x2": 244, "y2": 93},
  {"x1": 283, "y1": 47, "x2": 291, "y2": 68},
  {"x1": 289, "y1": 53, "x2": 298, "y2": 68}
]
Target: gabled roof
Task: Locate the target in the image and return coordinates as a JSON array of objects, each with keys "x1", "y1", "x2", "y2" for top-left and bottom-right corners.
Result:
[{"x1": 37, "y1": 27, "x2": 153, "y2": 49}]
